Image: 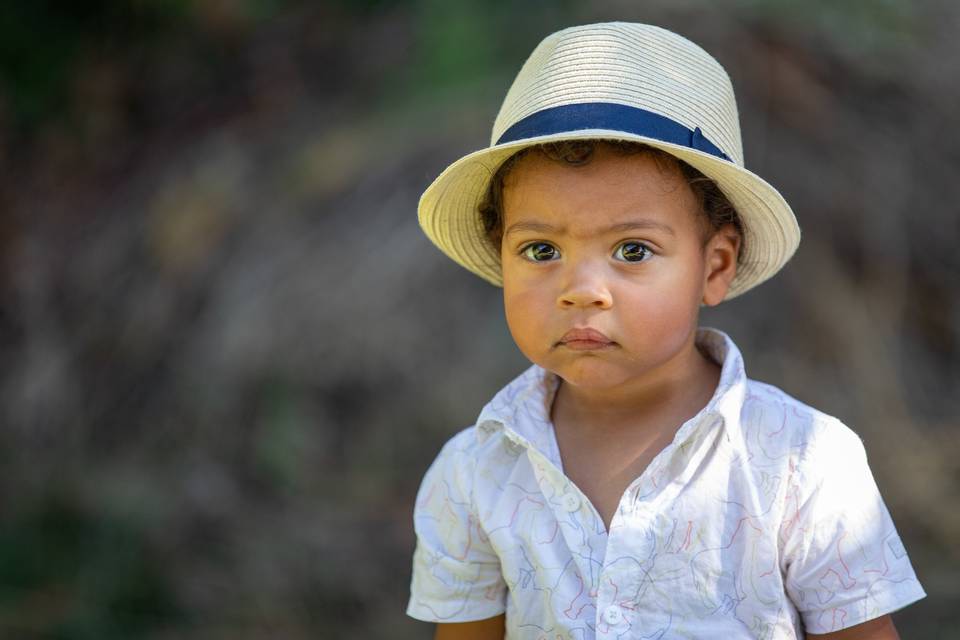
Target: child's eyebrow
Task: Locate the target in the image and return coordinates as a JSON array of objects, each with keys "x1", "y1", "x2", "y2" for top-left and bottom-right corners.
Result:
[{"x1": 504, "y1": 219, "x2": 675, "y2": 237}]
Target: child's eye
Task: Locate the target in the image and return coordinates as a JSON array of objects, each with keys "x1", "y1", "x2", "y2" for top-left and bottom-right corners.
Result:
[
  {"x1": 521, "y1": 242, "x2": 560, "y2": 262},
  {"x1": 613, "y1": 241, "x2": 652, "y2": 263}
]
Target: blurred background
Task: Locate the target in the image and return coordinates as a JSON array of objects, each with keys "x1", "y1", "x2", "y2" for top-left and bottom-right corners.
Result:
[{"x1": 1, "y1": 0, "x2": 957, "y2": 638}]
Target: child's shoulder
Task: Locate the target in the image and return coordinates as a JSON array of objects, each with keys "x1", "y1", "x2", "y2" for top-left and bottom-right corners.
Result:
[
  {"x1": 429, "y1": 423, "x2": 490, "y2": 465},
  {"x1": 740, "y1": 376, "x2": 868, "y2": 466},
  {"x1": 414, "y1": 422, "x2": 523, "y2": 515},
  {"x1": 421, "y1": 422, "x2": 516, "y2": 479}
]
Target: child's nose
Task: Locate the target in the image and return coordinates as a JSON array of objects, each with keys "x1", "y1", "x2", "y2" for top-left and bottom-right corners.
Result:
[{"x1": 556, "y1": 261, "x2": 613, "y2": 310}]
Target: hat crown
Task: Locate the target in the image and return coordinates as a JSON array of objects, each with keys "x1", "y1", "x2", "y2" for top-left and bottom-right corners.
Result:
[{"x1": 491, "y1": 22, "x2": 744, "y2": 167}]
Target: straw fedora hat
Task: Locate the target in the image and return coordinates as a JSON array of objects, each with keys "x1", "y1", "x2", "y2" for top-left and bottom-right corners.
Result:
[{"x1": 418, "y1": 22, "x2": 800, "y2": 300}]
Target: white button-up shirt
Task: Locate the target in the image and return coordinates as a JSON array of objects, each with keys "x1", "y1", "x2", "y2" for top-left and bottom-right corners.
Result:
[{"x1": 407, "y1": 328, "x2": 925, "y2": 638}]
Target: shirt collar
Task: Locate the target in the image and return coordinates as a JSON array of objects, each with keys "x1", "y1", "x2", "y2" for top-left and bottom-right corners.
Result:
[{"x1": 476, "y1": 327, "x2": 748, "y2": 463}]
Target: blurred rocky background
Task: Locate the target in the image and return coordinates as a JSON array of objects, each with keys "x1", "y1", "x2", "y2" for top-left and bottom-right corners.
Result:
[{"x1": 0, "y1": 0, "x2": 957, "y2": 638}]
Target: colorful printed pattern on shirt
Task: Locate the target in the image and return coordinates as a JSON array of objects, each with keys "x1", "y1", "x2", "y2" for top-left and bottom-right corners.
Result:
[{"x1": 407, "y1": 329, "x2": 925, "y2": 639}]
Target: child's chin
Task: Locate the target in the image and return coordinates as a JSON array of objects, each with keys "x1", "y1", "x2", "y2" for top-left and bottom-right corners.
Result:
[{"x1": 550, "y1": 359, "x2": 637, "y2": 390}]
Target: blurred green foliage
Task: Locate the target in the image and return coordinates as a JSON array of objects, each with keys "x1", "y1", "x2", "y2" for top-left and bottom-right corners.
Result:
[
  {"x1": 255, "y1": 379, "x2": 310, "y2": 492},
  {"x1": 739, "y1": 0, "x2": 922, "y2": 55},
  {"x1": 0, "y1": 0, "x2": 298, "y2": 134},
  {"x1": 1, "y1": 2, "x2": 184, "y2": 131},
  {"x1": 0, "y1": 494, "x2": 180, "y2": 638}
]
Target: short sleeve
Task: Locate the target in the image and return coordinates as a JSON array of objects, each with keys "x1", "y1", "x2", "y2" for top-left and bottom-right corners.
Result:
[
  {"x1": 406, "y1": 428, "x2": 508, "y2": 622},
  {"x1": 780, "y1": 418, "x2": 926, "y2": 634}
]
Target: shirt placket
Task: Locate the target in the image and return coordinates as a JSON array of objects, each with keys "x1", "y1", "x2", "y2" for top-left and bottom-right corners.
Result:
[
  {"x1": 550, "y1": 428, "x2": 710, "y2": 638},
  {"x1": 593, "y1": 462, "x2": 667, "y2": 638},
  {"x1": 525, "y1": 446, "x2": 608, "y2": 633},
  {"x1": 599, "y1": 417, "x2": 723, "y2": 638},
  {"x1": 525, "y1": 446, "x2": 674, "y2": 638}
]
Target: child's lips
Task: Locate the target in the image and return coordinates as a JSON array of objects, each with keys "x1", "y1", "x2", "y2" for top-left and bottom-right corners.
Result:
[{"x1": 558, "y1": 328, "x2": 615, "y2": 350}]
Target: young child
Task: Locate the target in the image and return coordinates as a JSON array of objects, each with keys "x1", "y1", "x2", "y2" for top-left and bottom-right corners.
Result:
[{"x1": 406, "y1": 22, "x2": 925, "y2": 639}]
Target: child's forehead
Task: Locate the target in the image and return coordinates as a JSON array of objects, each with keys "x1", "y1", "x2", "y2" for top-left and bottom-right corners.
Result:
[
  {"x1": 501, "y1": 147, "x2": 697, "y2": 225},
  {"x1": 503, "y1": 215, "x2": 680, "y2": 241},
  {"x1": 504, "y1": 145, "x2": 685, "y2": 190}
]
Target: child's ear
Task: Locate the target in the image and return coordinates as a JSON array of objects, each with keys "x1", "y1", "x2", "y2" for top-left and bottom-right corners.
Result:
[{"x1": 702, "y1": 224, "x2": 741, "y2": 306}]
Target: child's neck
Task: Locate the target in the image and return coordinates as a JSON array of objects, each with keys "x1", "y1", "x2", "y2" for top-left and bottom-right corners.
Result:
[{"x1": 550, "y1": 339, "x2": 721, "y2": 440}]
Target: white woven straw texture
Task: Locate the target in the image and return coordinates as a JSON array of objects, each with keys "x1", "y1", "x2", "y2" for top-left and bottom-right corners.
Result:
[{"x1": 418, "y1": 22, "x2": 800, "y2": 301}]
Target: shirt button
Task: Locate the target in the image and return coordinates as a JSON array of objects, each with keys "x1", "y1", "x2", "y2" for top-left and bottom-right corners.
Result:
[
  {"x1": 603, "y1": 605, "x2": 623, "y2": 624},
  {"x1": 561, "y1": 492, "x2": 581, "y2": 512}
]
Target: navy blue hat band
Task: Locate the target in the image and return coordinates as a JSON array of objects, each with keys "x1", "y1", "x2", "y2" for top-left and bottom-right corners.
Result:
[{"x1": 495, "y1": 102, "x2": 731, "y2": 162}]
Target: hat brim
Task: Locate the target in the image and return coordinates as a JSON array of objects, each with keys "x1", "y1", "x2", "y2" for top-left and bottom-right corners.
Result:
[{"x1": 418, "y1": 129, "x2": 800, "y2": 301}]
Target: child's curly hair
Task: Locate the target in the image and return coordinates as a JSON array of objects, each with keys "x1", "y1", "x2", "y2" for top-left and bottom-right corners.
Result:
[{"x1": 478, "y1": 139, "x2": 744, "y2": 262}]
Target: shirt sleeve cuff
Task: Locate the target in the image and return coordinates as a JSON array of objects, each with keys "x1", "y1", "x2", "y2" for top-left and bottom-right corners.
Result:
[
  {"x1": 406, "y1": 595, "x2": 506, "y2": 623},
  {"x1": 800, "y1": 579, "x2": 927, "y2": 634}
]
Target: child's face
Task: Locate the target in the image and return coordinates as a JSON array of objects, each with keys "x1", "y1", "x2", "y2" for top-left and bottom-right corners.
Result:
[{"x1": 500, "y1": 146, "x2": 737, "y2": 392}]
